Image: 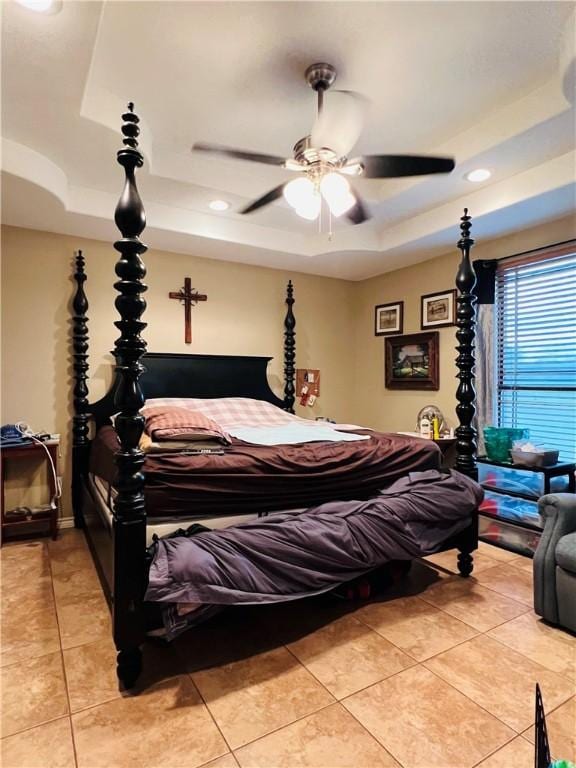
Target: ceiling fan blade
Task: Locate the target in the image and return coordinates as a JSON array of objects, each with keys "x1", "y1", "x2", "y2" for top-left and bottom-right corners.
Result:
[
  {"x1": 193, "y1": 142, "x2": 289, "y2": 167},
  {"x1": 346, "y1": 187, "x2": 370, "y2": 225},
  {"x1": 240, "y1": 184, "x2": 286, "y2": 214},
  {"x1": 311, "y1": 90, "x2": 368, "y2": 158},
  {"x1": 350, "y1": 155, "x2": 455, "y2": 178}
]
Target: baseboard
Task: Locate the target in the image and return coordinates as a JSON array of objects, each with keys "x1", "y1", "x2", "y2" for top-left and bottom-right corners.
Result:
[{"x1": 58, "y1": 517, "x2": 76, "y2": 530}]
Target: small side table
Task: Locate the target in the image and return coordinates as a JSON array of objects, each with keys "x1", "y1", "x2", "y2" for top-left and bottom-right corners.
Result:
[
  {"x1": 1, "y1": 440, "x2": 60, "y2": 542},
  {"x1": 397, "y1": 432, "x2": 457, "y2": 468}
]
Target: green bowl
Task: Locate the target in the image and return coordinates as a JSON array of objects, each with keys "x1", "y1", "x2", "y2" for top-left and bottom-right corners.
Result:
[{"x1": 483, "y1": 427, "x2": 529, "y2": 462}]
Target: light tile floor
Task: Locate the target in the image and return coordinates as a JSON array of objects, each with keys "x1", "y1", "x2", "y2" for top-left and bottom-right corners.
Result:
[{"x1": 1, "y1": 531, "x2": 575, "y2": 768}]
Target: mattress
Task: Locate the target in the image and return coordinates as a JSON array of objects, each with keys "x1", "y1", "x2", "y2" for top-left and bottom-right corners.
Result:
[
  {"x1": 90, "y1": 425, "x2": 441, "y2": 519},
  {"x1": 88, "y1": 473, "x2": 291, "y2": 546}
]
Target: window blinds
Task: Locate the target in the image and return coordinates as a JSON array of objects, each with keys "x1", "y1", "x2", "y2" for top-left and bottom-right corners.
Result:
[{"x1": 496, "y1": 248, "x2": 576, "y2": 462}]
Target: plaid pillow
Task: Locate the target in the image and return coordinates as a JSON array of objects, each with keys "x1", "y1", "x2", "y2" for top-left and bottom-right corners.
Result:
[{"x1": 143, "y1": 406, "x2": 231, "y2": 444}]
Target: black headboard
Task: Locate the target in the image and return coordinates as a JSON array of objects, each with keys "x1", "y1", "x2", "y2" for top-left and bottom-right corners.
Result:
[
  {"x1": 140, "y1": 353, "x2": 284, "y2": 402},
  {"x1": 86, "y1": 352, "x2": 284, "y2": 429}
]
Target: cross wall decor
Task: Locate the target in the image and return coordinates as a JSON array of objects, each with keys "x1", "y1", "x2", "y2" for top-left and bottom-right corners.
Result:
[{"x1": 169, "y1": 277, "x2": 208, "y2": 344}]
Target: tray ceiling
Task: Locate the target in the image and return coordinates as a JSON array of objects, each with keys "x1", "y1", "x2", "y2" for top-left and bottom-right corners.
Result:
[{"x1": 2, "y1": 1, "x2": 575, "y2": 279}]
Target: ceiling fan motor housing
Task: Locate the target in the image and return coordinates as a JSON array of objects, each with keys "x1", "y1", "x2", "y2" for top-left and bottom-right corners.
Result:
[
  {"x1": 305, "y1": 63, "x2": 337, "y2": 92},
  {"x1": 293, "y1": 135, "x2": 341, "y2": 170}
]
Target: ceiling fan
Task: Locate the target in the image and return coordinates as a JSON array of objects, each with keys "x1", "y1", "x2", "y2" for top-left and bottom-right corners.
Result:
[{"x1": 193, "y1": 63, "x2": 455, "y2": 225}]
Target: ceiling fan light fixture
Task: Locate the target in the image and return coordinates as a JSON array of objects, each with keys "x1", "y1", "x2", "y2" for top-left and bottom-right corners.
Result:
[
  {"x1": 295, "y1": 193, "x2": 321, "y2": 221},
  {"x1": 320, "y1": 172, "x2": 354, "y2": 217},
  {"x1": 329, "y1": 192, "x2": 356, "y2": 218},
  {"x1": 283, "y1": 177, "x2": 316, "y2": 209}
]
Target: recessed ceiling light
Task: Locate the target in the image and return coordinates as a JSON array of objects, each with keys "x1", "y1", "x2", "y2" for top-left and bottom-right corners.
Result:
[
  {"x1": 208, "y1": 199, "x2": 230, "y2": 211},
  {"x1": 465, "y1": 169, "x2": 492, "y2": 183},
  {"x1": 15, "y1": 0, "x2": 61, "y2": 12}
]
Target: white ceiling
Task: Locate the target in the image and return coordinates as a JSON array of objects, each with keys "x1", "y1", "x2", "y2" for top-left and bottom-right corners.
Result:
[{"x1": 2, "y1": 1, "x2": 575, "y2": 280}]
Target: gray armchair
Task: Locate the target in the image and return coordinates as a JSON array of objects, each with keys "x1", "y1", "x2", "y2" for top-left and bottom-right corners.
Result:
[{"x1": 534, "y1": 493, "x2": 576, "y2": 632}]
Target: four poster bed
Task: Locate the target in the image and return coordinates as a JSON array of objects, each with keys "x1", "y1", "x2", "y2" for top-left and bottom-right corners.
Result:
[{"x1": 71, "y1": 104, "x2": 480, "y2": 689}]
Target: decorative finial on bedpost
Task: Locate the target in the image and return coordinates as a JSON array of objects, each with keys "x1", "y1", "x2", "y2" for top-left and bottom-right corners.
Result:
[
  {"x1": 284, "y1": 280, "x2": 296, "y2": 413},
  {"x1": 112, "y1": 102, "x2": 148, "y2": 690},
  {"x1": 72, "y1": 249, "x2": 90, "y2": 528},
  {"x1": 459, "y1": 207, "x2": 473, "y2": 245},
  {"x1": 455, "y1": 207, "x2": 477, "y2": 482},
  {"x1": 115, "y1": 104, "x2": 145, "y2": 237},
  {"x1": 120, "y1": 102, "x2": 140, "y2": 149}
]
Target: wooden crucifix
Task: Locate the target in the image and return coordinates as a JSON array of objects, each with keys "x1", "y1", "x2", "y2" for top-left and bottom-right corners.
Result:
[{"x1": 169, "y1": 278, "x2": 208, "y2": 344}]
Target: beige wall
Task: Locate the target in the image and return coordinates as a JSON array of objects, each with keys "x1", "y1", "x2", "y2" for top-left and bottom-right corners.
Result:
[
  {"x1": 351, "y1": 249, "x2": 460, "y2": 433},
  {"x1": 0, "y1": 225, "x2": 355, "y2": 520},
  {"x1": 350, "y1": 214, "x2": 576, "y2": 432},
  {"x1": 2, "y1": 214, "x2": 574, "y2": 522}
]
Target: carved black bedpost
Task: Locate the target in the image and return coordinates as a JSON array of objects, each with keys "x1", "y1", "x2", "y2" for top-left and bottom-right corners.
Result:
[
  {"x1": 72, "y1": 250, "x2": 90, "y2": 528},
  {"x1": 284, "y1": 279, "x2": 296, "y2": 413},
  {"x1": 111, "y1": 103, "x2": 148, "y2": 689},
  {"x1": 455, "y1": 208, "x2": 478, "y2": 577}
]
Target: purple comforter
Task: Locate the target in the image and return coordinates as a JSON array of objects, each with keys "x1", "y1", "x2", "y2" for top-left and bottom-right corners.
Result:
[{"x1": 146, "y1": 470, "x2": 482, "y2": 638}]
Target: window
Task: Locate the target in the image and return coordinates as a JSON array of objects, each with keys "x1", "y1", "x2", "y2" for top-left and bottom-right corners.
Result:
[{"x1": 496, "y1": 247, "x2": 576, "y2": 462}]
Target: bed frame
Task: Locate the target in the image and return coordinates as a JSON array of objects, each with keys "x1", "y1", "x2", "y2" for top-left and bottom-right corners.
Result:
[{"x1": 71, "y1": 104, "x2": 479, "y2": 689}]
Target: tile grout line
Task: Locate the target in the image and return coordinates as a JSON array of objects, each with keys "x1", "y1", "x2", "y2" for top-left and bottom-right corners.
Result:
[
  {"x1": 0, "y1": 546, "x2": 60, "y2": 671},
  {"x1": 351, "y1": 599, "x2": 483, "y2": 659},
  {"x1": 467, "y1": 560, "x2": 535, "y2": 606},
  {"x1": 189, "y1": 644, "x2": 341, "y2": 757},
  {"x1": 332, "y1": 677, "x2": 415, "y2": 768},
  {"x1": 485, "y1": 624, "x2": 576, "y2": 680},
  {"x1": 422, "y1": 646, "x2": 574, "y2": 740},
  {"x1": 283, "y1": 643, "x2": 339, "y2": 699},
  {"x1": 0, "y1": 540, "x2": 79, "y2": 762},
  {"x1": 183, "y1": 670, "x2": 235, "y2": 756},
  {"x1": 350, "y1": 591, "x2": 537, "y2": 661},
  {"x1": 217, "y1": 697, "x2": 338, "y2": 756},
  {"x1": 421, "y1": 663, "x2": 526, "y2": 737},
  {"x1": 419, "y1": 573, "x2": 533, "y2": 611},
  {"x1": 469, "y1": 731, "x2": 526, "y2": 768},
  {"x1": 418, "y1": 585, "x2": 533, "y2": 624},
  {"x1": 336, "y1": 654, "x2": 524, "y2": 768},
  {"x1": 337, "y1": 658, "x2": 518, "y2": 766},
  {"x1": 534, "y1": 692, "x2": 576, "y2": 720},
  {"x1": 197, "y1": 752, "x2": 240, "y2": 768},
  {"x1": 473, "y1": 578, "x2": 534, "y2": 608},
  {"x1": 0, "y1": 715, "x2": 73, "y2": 745},
  {"x1": 474, "y1": 631, "x2": 576, "y2": 685},
  {"x1": 47, "y1": 537, "x2": 81, "y2": 768}
]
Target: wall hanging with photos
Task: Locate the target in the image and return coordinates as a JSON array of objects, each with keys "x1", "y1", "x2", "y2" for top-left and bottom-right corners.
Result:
[{"x1": 296, "y1": 368, "x2": 320, "y2": 407}]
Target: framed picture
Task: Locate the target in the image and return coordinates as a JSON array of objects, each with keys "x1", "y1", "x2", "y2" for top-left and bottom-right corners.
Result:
[
  {"x1": 421, "y1": 289, "x2": 457, "y2": 329},
  {"x1": 374, "y1": 301, "x2": 404, "y2": 336},
  {"x1": 385, "y1": 331, "x2": 439, "y2": 390}
]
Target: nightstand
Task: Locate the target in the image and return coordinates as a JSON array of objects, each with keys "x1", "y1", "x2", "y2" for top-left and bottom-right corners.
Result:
[
  {"x1": 1, "y1": 440, "x2": 60, "y2": 542},
  {"x1": 478, "y1": 458, "x2": 575, "y2": 556},
  {"x1": 397, "y1": 432, "x2": 457, "y2": 469}
]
